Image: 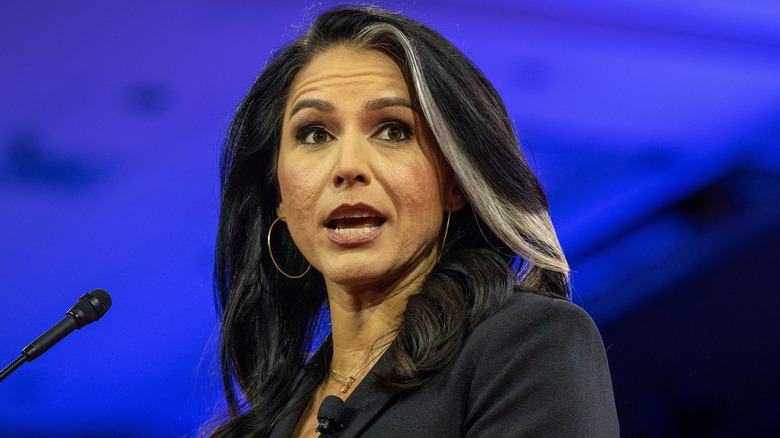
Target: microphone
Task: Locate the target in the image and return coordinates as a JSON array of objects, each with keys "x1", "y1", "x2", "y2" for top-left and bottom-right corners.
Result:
[
  {"x1": 0, "y1": 289, "x2": 112, "y2": 382},
  {"x1": 316, "y1": 395, "x2": 345, "y2": 434}
]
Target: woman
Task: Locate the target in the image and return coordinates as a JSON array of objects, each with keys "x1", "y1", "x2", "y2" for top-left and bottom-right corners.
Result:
[{"x1": 210, "y1": 6, "x2": 618, "y2": 437}]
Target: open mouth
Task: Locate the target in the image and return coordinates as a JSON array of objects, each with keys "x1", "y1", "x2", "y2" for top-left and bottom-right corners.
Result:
[
  {"x1": 325, "y1": 205, "x2": 387, "y2": 237},
  {"x1": 327, "y1": 211, "x2": 386, "y2": 235}
]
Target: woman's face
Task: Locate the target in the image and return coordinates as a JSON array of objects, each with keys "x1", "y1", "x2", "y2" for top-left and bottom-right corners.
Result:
[{"x1": 276, "y1": 45, "x2": 463, "y2": 294}]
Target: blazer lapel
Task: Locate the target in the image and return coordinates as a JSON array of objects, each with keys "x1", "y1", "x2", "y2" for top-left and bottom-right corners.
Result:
[
  {"x1": 270, "y1": 340, "x2": 399, "y2": 437},
  {"x1": 335, "y1": 348, "x2": 398, "y2": 437},
  {"x1": 269, "y1": 370, "x2": 320, "y2": 437},
  {"x1": 270, "y1": 340, "x2": 333, "y2": 438}
]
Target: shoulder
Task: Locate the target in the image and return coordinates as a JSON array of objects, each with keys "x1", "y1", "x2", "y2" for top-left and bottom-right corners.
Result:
[
  {"x1": 465, "y1": 290, "x2": 608, "y2": 374},
  {"x1": 467, "y1": 290, "x2": 602, "y2": 352},
  {"x1": 461, "y1": 290, "x2": 620, "y2": 437}
]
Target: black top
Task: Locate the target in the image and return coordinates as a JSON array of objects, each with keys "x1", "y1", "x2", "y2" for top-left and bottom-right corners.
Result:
[{"x1": 270, "y1": 291, "x2": 619, "y2": 437}]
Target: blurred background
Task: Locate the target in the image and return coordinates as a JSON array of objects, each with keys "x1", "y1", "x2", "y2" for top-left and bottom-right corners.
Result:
[{"x1": 1, "y1": 0, "x2": 779, "y2": 436}]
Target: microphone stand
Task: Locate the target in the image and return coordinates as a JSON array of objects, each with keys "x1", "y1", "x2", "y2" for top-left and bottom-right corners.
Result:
[{"x1": 0, "y1": 355, "x2": 27, "y2": 382}]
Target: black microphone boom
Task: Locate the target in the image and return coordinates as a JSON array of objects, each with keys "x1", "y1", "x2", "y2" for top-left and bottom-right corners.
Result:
[{"x1": 0, "y1": 289, "x2": 112, "y2": 382}]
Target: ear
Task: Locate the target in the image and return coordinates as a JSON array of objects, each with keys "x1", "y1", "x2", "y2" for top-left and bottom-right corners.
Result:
[
  {"x1": 443, "y1": 177, "x2": 466, "y2": 213},
  {"x1": 276, "y1": 197, "x2": 286, "y2": 219}
]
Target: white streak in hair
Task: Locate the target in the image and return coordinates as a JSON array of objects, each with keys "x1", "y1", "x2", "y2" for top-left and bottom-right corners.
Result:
[{"x1": 355, "y1": 24, "x2": 570, "y2": 280}]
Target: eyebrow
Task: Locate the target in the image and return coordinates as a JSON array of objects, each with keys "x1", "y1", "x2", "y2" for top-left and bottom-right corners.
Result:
[
  {"x1": 288, "y1": 97, "x2": 414, "y2": 119},
  {"x1": 365, "y1": 97, "x2": 413, "y2": 112},
  {"x1": 289, "y1": 99, "x2": 334, "y2": 118}
]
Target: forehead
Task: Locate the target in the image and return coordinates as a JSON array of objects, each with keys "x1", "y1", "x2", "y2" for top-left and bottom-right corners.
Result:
[{"x1": 286, "y1": 45, "x2": 410, "y2": 108}]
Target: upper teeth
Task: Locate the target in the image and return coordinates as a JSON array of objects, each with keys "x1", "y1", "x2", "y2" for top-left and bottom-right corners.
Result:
[{"x1": 334, "y1": 210, "x2": 372, "y2": 219}]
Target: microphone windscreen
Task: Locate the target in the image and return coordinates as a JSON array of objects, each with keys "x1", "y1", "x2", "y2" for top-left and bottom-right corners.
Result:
[
  {"x1": 68, "y1": 289, "x2": 112, "y2": 328},
  {"x1": 318, "y1": 395, "x2": 345, "y2": 423},
  {"x1": 85, "y1": 289, "x2": 112, "y2": 318}
]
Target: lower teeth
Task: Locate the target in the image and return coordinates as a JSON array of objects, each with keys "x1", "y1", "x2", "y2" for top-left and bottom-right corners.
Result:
[{"x1": 334, "y1": 226, "x2": 378, "y2": 235}]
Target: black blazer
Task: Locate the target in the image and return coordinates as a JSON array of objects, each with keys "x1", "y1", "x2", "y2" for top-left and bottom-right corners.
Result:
[{"x1": 271, "y1": 292, "x2": 619, "y2": 437}]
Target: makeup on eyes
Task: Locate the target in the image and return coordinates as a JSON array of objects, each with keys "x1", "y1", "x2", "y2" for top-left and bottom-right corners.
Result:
[{"x1": 292, "y1": 116, "x2": 416, "y2": 146}]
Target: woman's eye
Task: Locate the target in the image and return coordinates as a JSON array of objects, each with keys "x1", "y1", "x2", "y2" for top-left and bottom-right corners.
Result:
[
  {"x1": 376, "y1": 122, "x2": 412, "y2": 142},
  {"x1": 297, "y1": 126, "x2": 333, "y2": 144}
]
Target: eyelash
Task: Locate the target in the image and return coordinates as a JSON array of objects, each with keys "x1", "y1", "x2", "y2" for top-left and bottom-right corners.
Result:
[
  {"x1": 294, "y1": 120, "x2": 415, "y2": 145},
  {"x1": 375, "y1": 121, "x2": 414, "y2": 142},
  {"x1": 295, "y1": 124, "x2": 332, "y2": 145}
]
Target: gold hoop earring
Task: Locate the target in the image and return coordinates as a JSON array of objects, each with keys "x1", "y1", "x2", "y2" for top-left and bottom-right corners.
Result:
[
  {"x1": 438, "y1": 210, "x2": 452, "y2": 262},
  {"x1": 267, "y1": 217, "x2": 311, "y2": 279}
]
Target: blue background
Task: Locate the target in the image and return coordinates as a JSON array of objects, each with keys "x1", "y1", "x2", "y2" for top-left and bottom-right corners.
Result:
[{"x1": 2, "y1": 1, "x2": 779, "y2": 436}]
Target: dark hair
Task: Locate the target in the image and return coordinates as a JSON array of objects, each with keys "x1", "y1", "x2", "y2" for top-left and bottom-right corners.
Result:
[{"x1": 209, "y1": 6, "x2": 570, "y2": 436}]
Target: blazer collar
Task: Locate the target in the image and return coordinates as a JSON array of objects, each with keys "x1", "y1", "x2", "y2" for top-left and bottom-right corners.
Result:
[
  {"x1": 270, "y1": 339, "x2": 398, "y2": 437},
  {"x1": 334, "y1": 348, "x2": 397, "y2": 437}
]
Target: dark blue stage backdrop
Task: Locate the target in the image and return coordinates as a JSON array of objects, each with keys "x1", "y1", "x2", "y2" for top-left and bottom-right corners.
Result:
[{"x1": 2, "y1": 1, "x2": 779, "y2": 436}]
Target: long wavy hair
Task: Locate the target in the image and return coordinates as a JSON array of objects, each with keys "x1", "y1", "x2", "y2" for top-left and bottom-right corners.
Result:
[{"x1": 209, "y1": 6, "x2": 570, "y2": 437}]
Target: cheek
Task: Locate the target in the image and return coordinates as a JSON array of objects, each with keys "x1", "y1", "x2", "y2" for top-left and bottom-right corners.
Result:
[
  {"x1": 277, "y1": 162, "x2": 323, "y2": 257},
  {"x1": 277, "y1": 160, "x2": 320, "y2": 219},
  {"x1": 391, "y1": 159, "x2": 443, "y2": 218}
]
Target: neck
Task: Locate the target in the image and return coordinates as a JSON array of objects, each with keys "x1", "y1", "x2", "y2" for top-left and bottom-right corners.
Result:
[
  {"x1": 324, "y1": 254, "x2": 435, "y2": 374},
  {"x1": 325, "y1": 280, "x2": 412, "y2": 371}
]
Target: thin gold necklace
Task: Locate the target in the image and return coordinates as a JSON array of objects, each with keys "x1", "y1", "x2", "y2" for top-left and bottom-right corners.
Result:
[
  {"x1": 328, "y1": 345, "x2": 386, "y2": 393},
  {"x1": 328, "y1": 368, "x2": 359, "y2": 393}
]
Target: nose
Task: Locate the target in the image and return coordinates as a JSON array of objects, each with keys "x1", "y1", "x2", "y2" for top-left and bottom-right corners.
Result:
[{"x1": 331, "y1": 131, "x2": 371, "y2": 187}]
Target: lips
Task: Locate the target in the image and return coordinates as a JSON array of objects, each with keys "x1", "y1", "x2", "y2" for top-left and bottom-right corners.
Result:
[{"x1": 325, "y1": 203, "x2": 386, "y2": 242}]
